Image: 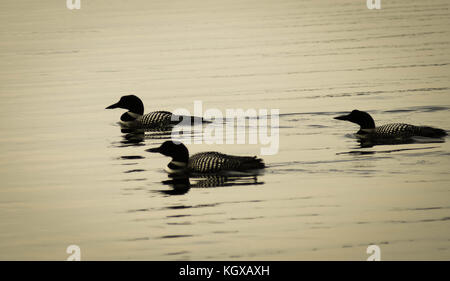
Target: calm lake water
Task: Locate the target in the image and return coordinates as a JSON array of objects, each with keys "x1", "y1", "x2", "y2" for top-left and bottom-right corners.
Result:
[{"x1": 0, "y1": 0, "x2": 449, "y2": 260}]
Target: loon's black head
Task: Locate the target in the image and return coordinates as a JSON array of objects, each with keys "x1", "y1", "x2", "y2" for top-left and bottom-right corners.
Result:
[
  {"x1": 334, "y1": 110, "x2": 376, "y2": 129},
  {"x1": 106, "y1": 95, "x2": 144, "y2": 115},
  {"x1": 146, "y1": 141, "x2": 189, "y2": 163}
]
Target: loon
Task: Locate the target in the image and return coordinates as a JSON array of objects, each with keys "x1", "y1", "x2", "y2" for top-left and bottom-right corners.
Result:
[
  {"x1": 146, "y1": 141, "x2": 265, "y2": 175},
  {"x1": 106, "y1": 95, "x2": 204, "y2": 129},
  {"x1": 334, "y1": 110, "x2": 447, "y2": 139}
]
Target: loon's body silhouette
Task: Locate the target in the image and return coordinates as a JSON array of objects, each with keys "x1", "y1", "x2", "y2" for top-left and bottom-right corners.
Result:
[
  {"x1": 334, "y1": 110, "x2": 447, "y2": 140},
  {"x1": 147, "y1": 141, "x2": 265, "y2": 174},
  {"x1": 106, "y1": 95, "x2": 205, "y2": 129}
]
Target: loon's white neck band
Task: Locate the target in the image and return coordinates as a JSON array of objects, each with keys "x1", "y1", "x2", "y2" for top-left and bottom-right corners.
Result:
[
  {"x1": 361, "y1": 128, "x2": 375, "y2": 133},
  {"x1": 127, "y1": 111, "x2": 142, "y2": 118},
  {"x1": 165, "y1": 161, "x2": 188, "y2": 174},
  {"x1": 170, "y1": 161, "x2": 187, "y2": 167}
]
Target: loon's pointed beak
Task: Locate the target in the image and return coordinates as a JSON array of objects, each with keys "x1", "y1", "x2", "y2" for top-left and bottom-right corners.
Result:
[
  {"x1": 334, "y1": 114, "x2": 350, "y2": 121},
  {"x1": 106, "y1": 101, "x2": 120, "y2": 109},
  {"x1": 146, "y1": 147, "x2": 161, "y2": 153}
]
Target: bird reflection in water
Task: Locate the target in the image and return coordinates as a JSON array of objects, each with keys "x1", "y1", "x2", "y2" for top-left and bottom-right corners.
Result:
[
  {"x1": 357, "y1": 135, "x2": 445, "y2": 148},
  {"x1": 119, "y1": 127, "x2": 174, "y2": 145},
  {"x1": 157, "y1": 173, "x2": 264, "y2": 195}
]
